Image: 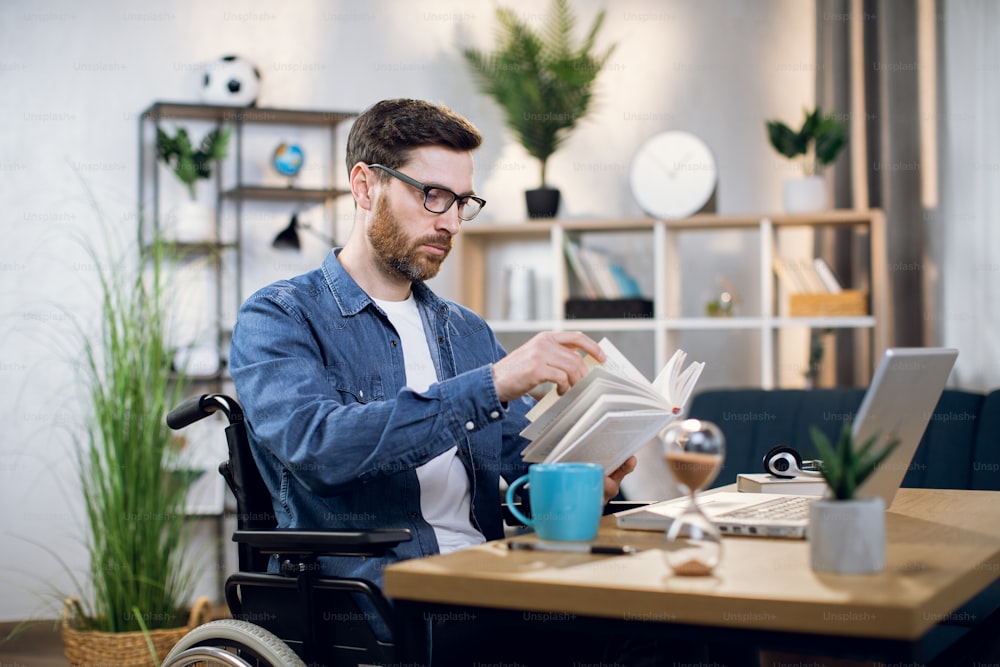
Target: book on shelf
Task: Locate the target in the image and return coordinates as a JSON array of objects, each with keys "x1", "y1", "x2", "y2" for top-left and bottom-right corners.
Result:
[
  {"x1": 812, "y1": 257, "x2": 843, "y2": 293},
  {"x1": 576, "y1": 245, "x2": 621, "y2": 298},
  {"x1": 773, "y1": 256, "x2": 837, "y2": 294},
  {"x1": 736, "y1": 472, "x2": 828, "y2": 496},
  {"x1": 563, "y1": 237, "x2": 600, "y2": 298},
  {"x1": 564, "y1": 238, "x2": 643, "y2": 300},
  {"x1": 519, "y1": 338, "x2": 705, "y2": 473}
]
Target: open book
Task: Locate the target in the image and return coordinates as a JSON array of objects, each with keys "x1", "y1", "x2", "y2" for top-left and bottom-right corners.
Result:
[{"x1": 519, "y1": 338, "x2": 705, "y2": 473}]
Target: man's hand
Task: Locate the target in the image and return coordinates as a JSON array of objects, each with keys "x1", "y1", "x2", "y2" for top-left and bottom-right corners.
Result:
[
  {"x1": 604, "y1": 456, "x2": 637, "y2": 504},
  {"x1": 491, "y1": 331, "x2": 605, "y2": 403}
]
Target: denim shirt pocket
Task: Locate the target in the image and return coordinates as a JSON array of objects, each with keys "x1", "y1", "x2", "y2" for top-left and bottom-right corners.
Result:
[{"x1": 327, "y1": 370, "x2": 385, "y2": 405}]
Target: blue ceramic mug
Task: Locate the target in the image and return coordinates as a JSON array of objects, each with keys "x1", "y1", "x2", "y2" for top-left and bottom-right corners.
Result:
[{"x1": 505, "y1": 462, "x2": 604, "y2": 541}]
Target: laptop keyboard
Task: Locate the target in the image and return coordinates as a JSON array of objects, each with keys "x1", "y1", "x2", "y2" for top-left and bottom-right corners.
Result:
[{"x1": 718, "y1": 495, "x2": 813, "y2": 521}]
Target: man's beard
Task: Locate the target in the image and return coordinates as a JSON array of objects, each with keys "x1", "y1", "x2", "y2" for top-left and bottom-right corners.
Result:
[{"x1": 368, "y1": 194, "x2": 453, "y2": 282}]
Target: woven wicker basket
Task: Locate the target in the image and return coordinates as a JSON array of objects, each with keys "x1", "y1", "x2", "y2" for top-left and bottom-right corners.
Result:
[
  {"x1": 62, "y1": 596, "x2": 211, "y2": 667},
  {"x1": 789, "y1": 290, "x2": 869, "y2": 317}
]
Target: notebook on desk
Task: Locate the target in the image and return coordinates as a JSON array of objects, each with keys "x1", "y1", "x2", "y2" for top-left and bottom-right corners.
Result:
[{"x1": 615, "y1": 347, "x2": 959, "y2": 539}]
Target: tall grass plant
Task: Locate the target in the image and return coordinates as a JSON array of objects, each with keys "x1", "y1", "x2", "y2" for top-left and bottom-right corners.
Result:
[{"x1": 71, "y1": 220, "x2": 197, "y2": 633}]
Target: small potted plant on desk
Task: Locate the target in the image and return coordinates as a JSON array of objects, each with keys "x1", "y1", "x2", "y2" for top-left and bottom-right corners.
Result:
[
  {"x1": 463, "y1": 0, "x2": 616, "y2": 218},
  {"x1": 766, "y1": 107, "x2": 846, "y2": 213},
  {"x1": 808, "y1": 423, "x2": 898, "y2": 574}
]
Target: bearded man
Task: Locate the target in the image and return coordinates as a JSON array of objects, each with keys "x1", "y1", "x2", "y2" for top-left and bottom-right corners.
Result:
[{"x1": 229, "y1": 98, "x2": 636, "y2": 664}]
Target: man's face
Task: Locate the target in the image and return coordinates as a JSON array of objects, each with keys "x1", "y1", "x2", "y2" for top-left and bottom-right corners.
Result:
[
  {"x1": 368, "y1": 191, "x2": 451, "y2": 282},
  {"x1": 367, "y1": 146, "x2": 475, "y2": 283}
]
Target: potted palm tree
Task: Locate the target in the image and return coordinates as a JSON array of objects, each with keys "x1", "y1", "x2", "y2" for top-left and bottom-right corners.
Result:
[
  {"x1": 463, "y1": 0, "x2": 616, "y2": 218},
  {"x1": 766, "y1": 107, "x2": 847, "y2": 213},
  {"x1": 807, "y1": 423, "x2": 898, "y2": 574},
  {"x1": 60, "y1": 223, "x2": 209, "y2": 666}
]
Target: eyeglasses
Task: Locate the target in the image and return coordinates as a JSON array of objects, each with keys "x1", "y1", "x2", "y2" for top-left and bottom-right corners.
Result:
[{"x1": 369, "y1": 164, "x2": 486, "y2": 221}]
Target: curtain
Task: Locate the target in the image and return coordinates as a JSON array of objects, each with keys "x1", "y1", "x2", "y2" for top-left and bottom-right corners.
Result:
[
  {"x1": 815, "y1": 0, "x2": 929, "y2": 384},
  {"x1": 817, "y1": 0, "x2": 1000, "y2": 391}
]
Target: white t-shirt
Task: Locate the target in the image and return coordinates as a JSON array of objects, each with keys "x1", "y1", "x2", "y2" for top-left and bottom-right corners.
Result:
[{"x1": 372, "y1": 295, "x2": 485, "y2": 553}]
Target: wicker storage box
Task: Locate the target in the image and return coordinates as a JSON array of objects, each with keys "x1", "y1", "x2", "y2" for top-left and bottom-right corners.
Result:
[
  {"x1": 789, "y1": 290, "x2": 868, "y2": 317},
  {"x1": 62, "y1": 596, "x2": 211, "y2": 667}
]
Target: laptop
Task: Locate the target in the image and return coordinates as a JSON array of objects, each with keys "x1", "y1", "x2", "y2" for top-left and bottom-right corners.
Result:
[{"x1": 615, "y1": 347, "x2": 959, "y2": 538}]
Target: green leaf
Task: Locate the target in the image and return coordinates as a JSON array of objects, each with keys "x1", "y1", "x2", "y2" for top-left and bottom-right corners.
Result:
[
  {"x1": 765, "y1": 106, "x2": 847, "y2": 171},
  {"x1": 809, "y1": 421, "x2": 899, "y2": 500},
  {"x1": 766, "y1": 121, "x2": 806, "y2": 159},
  {"x1": 800, "y1": 107, "x2": 821, "y2": 138},
  {"x1": 814, "y1": 115, "x2": 847, "y2": 165}
]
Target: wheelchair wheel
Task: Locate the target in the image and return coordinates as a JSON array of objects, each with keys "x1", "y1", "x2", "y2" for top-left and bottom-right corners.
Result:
[{"x1": 161, "y1": 619, "x2": 307, "y2": 667}]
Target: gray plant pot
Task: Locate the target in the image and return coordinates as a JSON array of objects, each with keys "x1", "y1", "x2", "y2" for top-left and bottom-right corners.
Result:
[{"x1": 808, "y1": 497, "x2": 886, "y2": 574}]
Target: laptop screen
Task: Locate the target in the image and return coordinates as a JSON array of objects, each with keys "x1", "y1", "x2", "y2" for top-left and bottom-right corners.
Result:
[{"x1": 854, "y1": 347, "x2": 958, "y2": 506}]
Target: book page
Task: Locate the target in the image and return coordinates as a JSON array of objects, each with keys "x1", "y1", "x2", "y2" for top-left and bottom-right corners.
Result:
[
  {"x1": 546, "y1": 410, "x2": 676, "y2": 472},
  {"x1": 652, "y1": 349, "x2": 705, "y2": 409},
  {"x1": 522, "y1": 367, "x2": 653, "y2": 441},
  {"x1": 522, "y1": 390, "x2": 668, "y2": 463},
  {"x1": 526, "y1": 337, "x2": 650, "y2": 426}
]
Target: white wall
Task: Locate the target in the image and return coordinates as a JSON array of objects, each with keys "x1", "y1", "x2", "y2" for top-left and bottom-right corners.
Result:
[{"x1": 0, "y1": 0, "x2": 815, "y2": 621}]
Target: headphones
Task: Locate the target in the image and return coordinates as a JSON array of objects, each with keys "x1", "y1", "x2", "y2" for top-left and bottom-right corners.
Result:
[{"x1": 763, "y1": 446, "x2": 824, "y2": 479}]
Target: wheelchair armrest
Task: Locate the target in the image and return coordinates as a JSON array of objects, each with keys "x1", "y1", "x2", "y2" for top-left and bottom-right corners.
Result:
[{"x1": 233, "y1": 528, "x2": 411, "y2": 557}]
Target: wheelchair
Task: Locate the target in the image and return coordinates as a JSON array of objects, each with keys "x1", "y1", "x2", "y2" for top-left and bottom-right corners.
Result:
[
  {"x1": 160, "y1": 393, "x2": 412, "y2": 667},
  {"x1": 160, "y1": 393, "x2": 648, "y2": 666}
]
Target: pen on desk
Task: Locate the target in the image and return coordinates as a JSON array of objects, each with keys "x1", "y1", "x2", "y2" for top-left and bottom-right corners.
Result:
[{"x1": 508, "y1": 541, "x2": 637, "y2": 556}]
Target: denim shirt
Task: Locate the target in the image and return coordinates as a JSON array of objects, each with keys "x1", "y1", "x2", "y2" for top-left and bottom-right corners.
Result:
[{"x1": 229, "y1": 249, "x2": 532, "y2": 590}]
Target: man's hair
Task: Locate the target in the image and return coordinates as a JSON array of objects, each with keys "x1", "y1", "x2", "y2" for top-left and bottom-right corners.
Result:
[{"x1": 345, "y1": 98, "x2": 483, "y2": 178}]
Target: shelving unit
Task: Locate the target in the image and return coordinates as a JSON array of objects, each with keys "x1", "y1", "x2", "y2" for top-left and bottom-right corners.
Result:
[
  {"x1": 138, "y1": 101, "x2": 356, "y2": 385},
  {"x1": 455, "y1": 210, "x2": 888, "y2": 389},
  {"x1": 136, "y1": 101, "x2": 357, "y2": 596}
]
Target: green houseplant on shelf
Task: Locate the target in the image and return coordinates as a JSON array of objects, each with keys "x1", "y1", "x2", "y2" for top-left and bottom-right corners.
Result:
[
  {"x1": 806, "y1": 422, "x2": 898, "y2": 574},
  {"x1": 156, "y1": 126, "x2": 230, "y2": 201},
  {"x1": 156, "y1": 125, "x2": 230, "y2": 242},
  {"x1": 60, "y1": 224, "x2": 209, "y2": 666},
  {"x1": 462, "y1": 0, "x2": 616, "y2": 218},
  {"x1": 765, "y1": 107, "x2": 847, "y2": 213}
]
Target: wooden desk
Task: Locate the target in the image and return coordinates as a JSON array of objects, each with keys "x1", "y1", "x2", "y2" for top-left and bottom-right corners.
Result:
[{"x1": 385, "y1": 488, "x2": 1000, "y2": 664}]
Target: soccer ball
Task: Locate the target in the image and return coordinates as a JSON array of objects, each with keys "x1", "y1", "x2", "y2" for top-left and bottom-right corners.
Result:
[{"x1": 199, "y1": 55, "x2": 261, "y2": 107}]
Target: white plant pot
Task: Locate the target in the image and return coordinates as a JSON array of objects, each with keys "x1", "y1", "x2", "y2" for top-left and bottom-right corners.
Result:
[
  {"x1": 809, "y1": 497, "x2": 885, "y2": 574},
  {"x1": 166, "y1": 200, "x2": 215, "y2": 243},
  {"x1": 782, "y1": 175, "x2": 828, "y2": 214}
]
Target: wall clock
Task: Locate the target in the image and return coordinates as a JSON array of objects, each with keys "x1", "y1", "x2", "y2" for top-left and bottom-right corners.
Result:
[{"x1": 629, "y1": 131, "x2": 718, "y2": 219}]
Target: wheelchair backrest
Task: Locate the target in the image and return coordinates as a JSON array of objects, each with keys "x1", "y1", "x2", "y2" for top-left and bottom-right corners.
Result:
[{"x1": 221, "y1": 415, "x2": 279, "y2": 573}]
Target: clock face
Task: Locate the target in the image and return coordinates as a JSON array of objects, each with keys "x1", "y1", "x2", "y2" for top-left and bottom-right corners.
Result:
[{"x1": 629, "y1": 131, "x2": 718, "y2": 219}]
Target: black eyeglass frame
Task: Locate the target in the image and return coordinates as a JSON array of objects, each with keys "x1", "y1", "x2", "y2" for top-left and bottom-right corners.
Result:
[{"x1": 369, "y1": 164, "x2": 486, "y2": 221}]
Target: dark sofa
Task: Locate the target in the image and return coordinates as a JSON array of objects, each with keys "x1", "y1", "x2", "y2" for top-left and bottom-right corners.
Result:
[
  {"x1": 686, "y1": 388, "x2": 1000, "y2": 492},
  {"x1": 685, "y1": 386, "x2": 1000, "y2": 665}
]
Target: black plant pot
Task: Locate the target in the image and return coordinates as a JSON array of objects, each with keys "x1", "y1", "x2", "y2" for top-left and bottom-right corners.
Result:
[{"x1": 525, "y1": 187, "x2": 561, "y2": 219}]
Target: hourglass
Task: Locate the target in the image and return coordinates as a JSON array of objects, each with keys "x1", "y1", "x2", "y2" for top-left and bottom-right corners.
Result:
[{"x1": 662, "y1": 419, "x2": 725, "y2": 576}]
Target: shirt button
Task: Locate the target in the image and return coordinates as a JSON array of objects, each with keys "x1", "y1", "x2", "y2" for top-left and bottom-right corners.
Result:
[
  {"x1": 489, "y1": 410, "x2": 500, "y2": 419},
  {"x1": 465, "y1": 420, "x2": 475, "y2": 431}
]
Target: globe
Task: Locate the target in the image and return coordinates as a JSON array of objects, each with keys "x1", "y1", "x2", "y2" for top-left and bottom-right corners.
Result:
[{"x1": 272, "y1": 143, "x2": 305, "y2": 177}]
